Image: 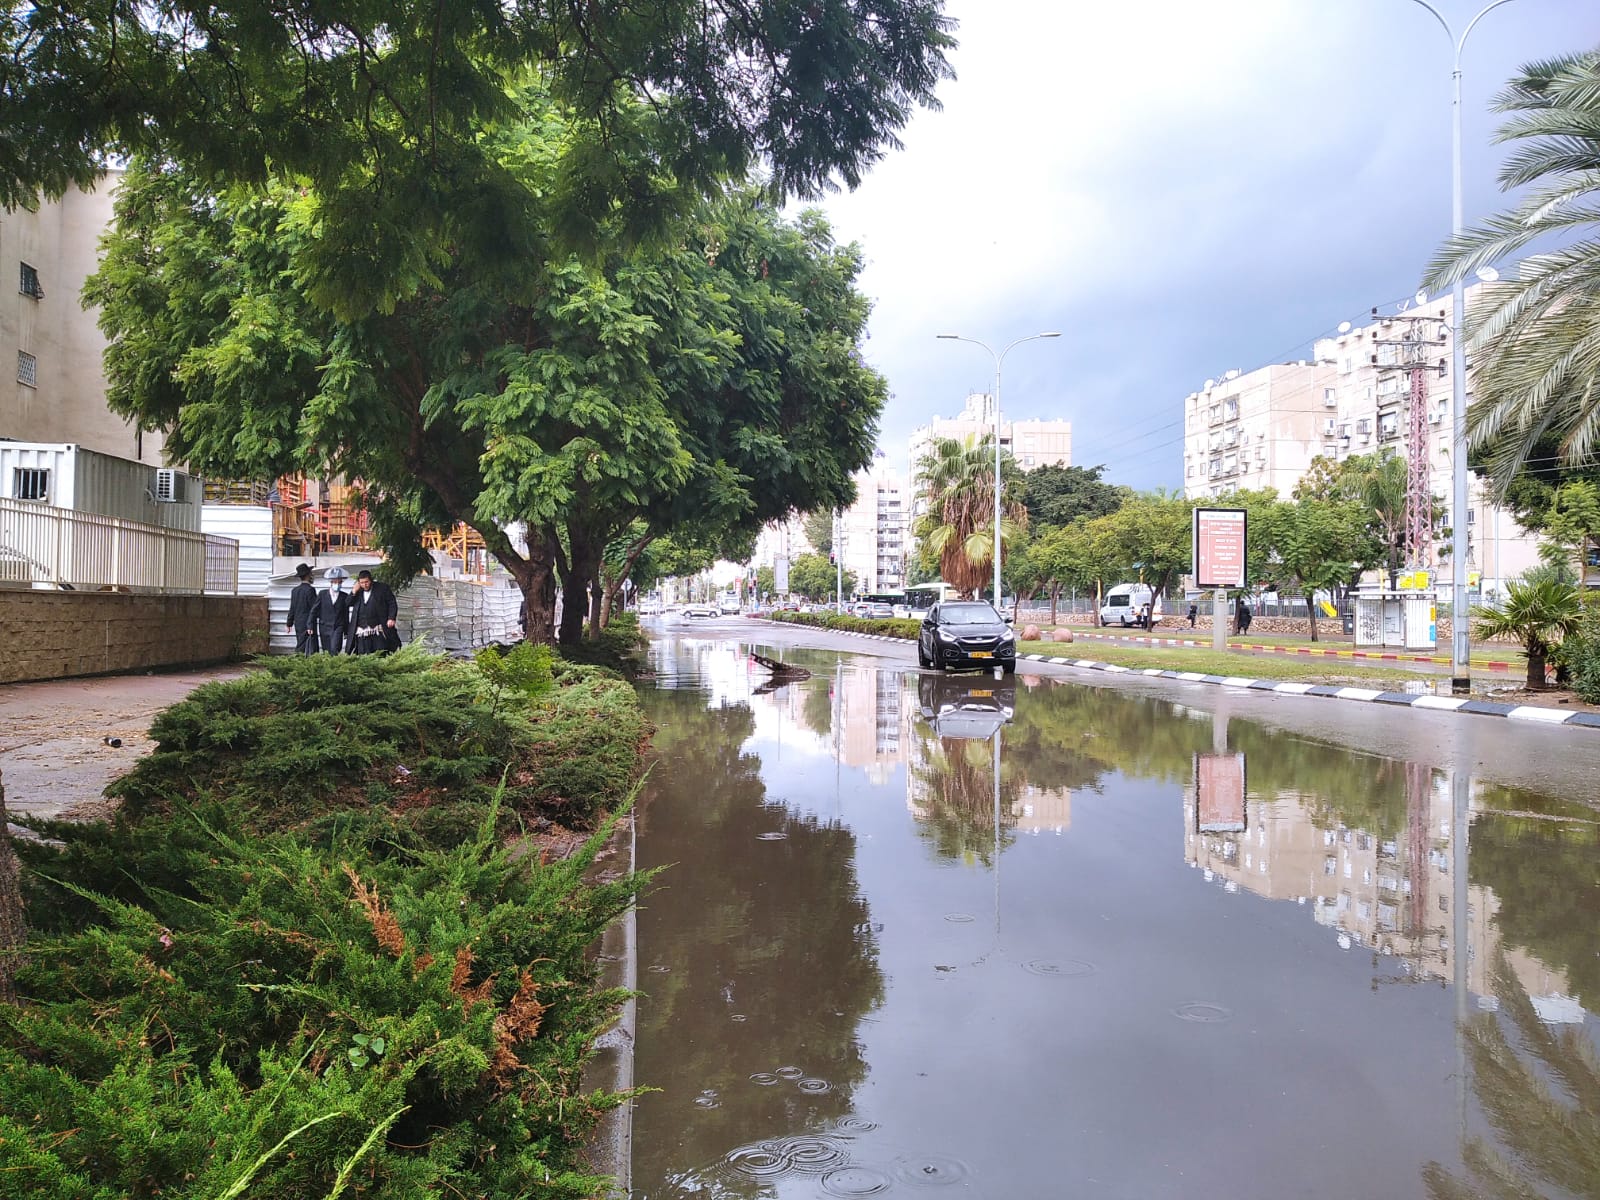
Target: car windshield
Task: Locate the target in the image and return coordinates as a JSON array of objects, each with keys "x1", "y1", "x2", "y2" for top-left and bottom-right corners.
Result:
[{"x1": 940, "y1": 602, "x2": 1000, "y2": 625}]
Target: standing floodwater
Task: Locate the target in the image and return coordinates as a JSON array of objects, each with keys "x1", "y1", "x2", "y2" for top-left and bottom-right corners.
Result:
[{"x1": 630, "y1": 635, "x2": 1600, "y2": 1199}]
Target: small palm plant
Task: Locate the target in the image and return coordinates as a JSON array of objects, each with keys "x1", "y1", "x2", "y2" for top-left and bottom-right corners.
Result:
[{"x1": 1472, "y1": 577, "x2": 1583, "y2": 688}]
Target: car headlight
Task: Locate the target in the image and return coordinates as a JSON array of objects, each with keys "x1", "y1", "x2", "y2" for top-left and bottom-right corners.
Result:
[
  {"x1": 1000, "y1": 628, "x2": 1015, "y2": 641},
  {"x1": 937, "y1": 628, "x2": 958, "y2": 641}
]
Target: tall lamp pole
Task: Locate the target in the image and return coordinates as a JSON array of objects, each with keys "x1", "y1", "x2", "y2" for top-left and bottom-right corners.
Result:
[
  {"x1": 936, "y1": 332, "x2": 1061, "y2": 605},
  {"x1": 1406, "y1": 0, "x2": 1518, "y2": 694}
]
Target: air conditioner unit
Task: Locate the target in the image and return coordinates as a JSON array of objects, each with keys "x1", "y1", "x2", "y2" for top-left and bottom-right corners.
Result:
[
  {"x1": 1323, "y1": 418, "x2": 1337, "y2": 436},
  {"x1": 154, "y1": 468, "x2": 188, "y2": 503},
  {"x1": 1428, "y1": 410, "x2": 1443, "y2": 424}
]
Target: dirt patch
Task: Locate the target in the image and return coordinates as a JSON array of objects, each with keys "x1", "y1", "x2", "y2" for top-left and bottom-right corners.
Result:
[{"x1": 1477, "y1": 684, "x2": 1600, "y2": 714}]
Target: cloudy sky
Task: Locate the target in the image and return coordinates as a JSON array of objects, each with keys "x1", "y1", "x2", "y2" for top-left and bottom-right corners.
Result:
[{"x1": 814, "y1": 0, "x2": 1600, "y2": 491}]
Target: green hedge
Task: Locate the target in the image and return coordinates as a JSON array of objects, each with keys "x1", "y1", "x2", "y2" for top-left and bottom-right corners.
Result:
[
  {"x1": 769, "y1": 611, "x2": 920, "y2": 640},
  {"x1": 1, "y1": 648, "x2": 653, "y2": 1198}
]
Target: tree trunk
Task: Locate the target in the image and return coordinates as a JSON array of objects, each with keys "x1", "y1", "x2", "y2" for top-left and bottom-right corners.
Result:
[
  {"x1": 0, "y1": 771, "x2": 26, "y2": 1003},
  {"x1": 559, "y1": 531, "x2": 599, "y2": 646},
  {"x1": 586, "y1": 571, "x2": 604, "y2": 640},
  {"x1": 1305, "y1": 588, "x2": 1319, "y2": 642},
  {"x1": 1049, "y1": 584, "x2": 1059, "y2": 626},
  {"x1": 1526, "y1": 645, "x2": 1547, "y2": 689}
]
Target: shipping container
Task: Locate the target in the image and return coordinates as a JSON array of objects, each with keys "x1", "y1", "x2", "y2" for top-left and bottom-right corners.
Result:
[{"x1": 0, "y1": 442, "x2": 202, "y2": 530}]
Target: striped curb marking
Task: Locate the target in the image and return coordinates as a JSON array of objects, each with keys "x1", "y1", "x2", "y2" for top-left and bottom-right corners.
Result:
[{"x1": 741, "y1": 620, "x2": 1595, "y2": 730}]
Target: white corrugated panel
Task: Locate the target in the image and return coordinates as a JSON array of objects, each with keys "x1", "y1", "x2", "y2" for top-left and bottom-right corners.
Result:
[{"x1": 202, "y1": 505, "x2": 273, "y2": 595}]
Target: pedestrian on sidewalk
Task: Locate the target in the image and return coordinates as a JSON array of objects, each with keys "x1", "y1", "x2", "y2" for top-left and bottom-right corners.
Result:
[
  {"x1": 1239, "y1": 599, "x2": 1253, "y2": 636},
  {"x1": 287, "y1": 563, "x2": 318, "y2": 654},
  {"x1": 348, "y1": 569, "x2": 401, "y2": 655},
  {"x1": 1187, "y1": 603, "x2": 1198, "y2": 628},
  {"x1": 312, "y1": 566, "x2": 352, "y2": 653}
]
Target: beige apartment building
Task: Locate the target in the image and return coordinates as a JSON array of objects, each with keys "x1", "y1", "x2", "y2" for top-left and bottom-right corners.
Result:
[
  {"x1": 909, "y1": 392, "x2": 1073, "y2": 475},
  {"x1": 1182, "y1": 298, "x2": 1541, "y2": 597},
  {"x1": 0, "y1": 173, "x2": 166, "y2": 463},
  {"x1": 838, "y1": 455, "x2": 909, "y2": 595}
]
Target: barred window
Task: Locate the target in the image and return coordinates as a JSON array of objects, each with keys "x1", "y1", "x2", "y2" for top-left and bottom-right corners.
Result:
[
  {"x1": 16, "y1": 350, "x2": 37, "y2": 387},
  {"x1": 19, "y1": 262, "x2": 42, "y2": 299},
  {"x1": 13, "y1": 467, "x2": 49, "y2": 501}
]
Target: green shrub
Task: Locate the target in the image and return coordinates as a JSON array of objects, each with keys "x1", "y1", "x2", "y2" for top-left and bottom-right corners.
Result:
[
  {"x1": 770, "y1": 611, "x2": 920, "y2": 639},
  {"x1": 101, "y1": 646, "x2": 646, "y2": 837},
  {"x1": 1557, "y1": 604, "x2": 1600, "y2": 703},
  {"x1": 1, "y1": 792, "x2": 653, "y2": 1199},
  {"x1": 557, "y1": 612, "x2": 648, "y2": 675}
]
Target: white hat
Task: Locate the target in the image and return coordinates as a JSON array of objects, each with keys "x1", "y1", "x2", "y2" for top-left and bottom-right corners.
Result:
[{"x1": 325, "y1": 566, "x2": 349, "y2": 580}]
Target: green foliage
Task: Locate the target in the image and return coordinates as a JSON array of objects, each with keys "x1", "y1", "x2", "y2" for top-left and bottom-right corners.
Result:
[
  {"x1": 913, "y1": 435, "x2": 1028, "y2": 597},
  {"x1": 1538, "y1": 480, "x2": 1600, "y2": 575},
  {"x1": 556, "y1": 612, "x2": 650, "y2": 679},
  {"x1": 1, "y1": 1, "x2": 955, "y2": 268},
  {"x1": 787, "y1": 553, "x2": 854, "y2": 602},
  {"x1": 104, "y1": 646, "x2": 645, "y2": 834},
  {"x1": 1472, "y1": 577, "x2": 1585, "y2": 688},
  {"x1": 1423, "y1": 46, "x2": 1600, "y2": 481},
  {"x1": 802, "y1": 509, "x2": 836, "y2": 556},
  {"x1": 1260, "y1": 497, "x2": 1367, "y2": 640},
  {"x1": 2, "y1": 788, "x2": 651, "y2": 1198},
  {"x1": 1554, "y1": 599, "x2": 1600, "y2": 703},
  {"x1": 771, "y1": 611, "x2": 920, "y2": 639},
  {"x1": 1021, "y1": 463, "x2": 1128, "y2": 528},
  {"x1": 475, "y1": 641, "x2": 556, "y2": 709}
]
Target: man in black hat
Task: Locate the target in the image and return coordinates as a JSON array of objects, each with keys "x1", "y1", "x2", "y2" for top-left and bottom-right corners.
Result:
[
  {"x1": 347, "y1": 569, "x2": 401, "y2": 654},
  {"x1": 286, "y1": 563, "x2": 319, "y2": 654},
  {"x1": 312, "y1": 566, "x2": 352, "y2": 654}
]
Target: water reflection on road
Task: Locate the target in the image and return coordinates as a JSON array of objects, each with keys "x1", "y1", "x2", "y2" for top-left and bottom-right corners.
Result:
[{"x1": 631, "y1": 637, "x2": 1600, "y2": 1199}]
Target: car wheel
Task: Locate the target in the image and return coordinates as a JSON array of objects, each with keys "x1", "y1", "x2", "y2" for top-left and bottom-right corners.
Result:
[{"x1": 918, "y1": 642, "x2": 931, "y2": 668}]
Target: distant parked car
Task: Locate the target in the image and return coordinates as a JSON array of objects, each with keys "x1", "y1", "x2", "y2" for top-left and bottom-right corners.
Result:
[
  {"x1": 683, "y1": 602, "x2": 719, "y2": 618},
  {"x1": 868, "y1": 602, "x2": 894, "y2": 619}
]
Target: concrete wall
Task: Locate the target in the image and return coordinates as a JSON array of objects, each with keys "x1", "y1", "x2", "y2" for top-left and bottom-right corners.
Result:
[{"x1": 0, "y1": 591, "x2": 269, "y2": 684}]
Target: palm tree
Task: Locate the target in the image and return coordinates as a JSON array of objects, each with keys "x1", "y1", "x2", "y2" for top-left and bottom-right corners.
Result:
[
  {"x1": 1360, "y1": 453, "x2": 1410, "y2": 588},
  {"x1": 1422, "y1": 48, "x2": 1600, "y2": 482},
  {"x1": 1472, "y1": 576, "x2": 1583, "y2": 688},
  {"x1": 913, "y1": 435, "x2": 1028, "y2": 599}
]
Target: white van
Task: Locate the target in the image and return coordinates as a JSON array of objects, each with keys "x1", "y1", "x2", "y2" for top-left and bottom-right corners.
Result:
[{"x1": 1100, "y1": 583, "x2": 1154, "y2": 627}]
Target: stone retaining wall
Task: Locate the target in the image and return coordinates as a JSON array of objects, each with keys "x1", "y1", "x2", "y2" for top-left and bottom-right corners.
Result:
[{"x1": 0, "y1": 590, "x2": 270, "y2": 684}]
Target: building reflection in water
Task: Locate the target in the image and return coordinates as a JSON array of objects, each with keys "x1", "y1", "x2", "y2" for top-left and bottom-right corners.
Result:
[{"x1": 1183, "y1": 753, "x2": 1583, "y2": 1020}]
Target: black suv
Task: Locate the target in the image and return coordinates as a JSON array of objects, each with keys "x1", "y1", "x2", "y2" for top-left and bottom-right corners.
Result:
[{"x1": 917, "y1": 601, "x2": 1017, "y2": 673}]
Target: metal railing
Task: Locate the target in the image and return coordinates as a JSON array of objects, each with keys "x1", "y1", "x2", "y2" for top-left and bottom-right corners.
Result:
[{"x1": 0, "y1": 497, "x2": 239, "y2": 594}]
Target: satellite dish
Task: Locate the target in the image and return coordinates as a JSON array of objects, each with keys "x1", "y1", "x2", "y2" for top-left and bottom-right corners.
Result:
[
  {"x1": 1204, "y1": 378, "x2": 1216, "y2": 390},
  {"x1": 1337, "y1": 321, "x2": 1352, "y2": 334},
  {"x1": 1415, "y1": 289, "x2": 1429, "y2": 306},
  {"x1": 1476, "y1": 266, "x2": 1499, "y2": 282}
]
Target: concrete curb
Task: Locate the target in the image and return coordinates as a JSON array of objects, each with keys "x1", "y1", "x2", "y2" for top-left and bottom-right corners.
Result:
[{"x1": 747, "y1": 620, "x2": 1599, "y2": 731}]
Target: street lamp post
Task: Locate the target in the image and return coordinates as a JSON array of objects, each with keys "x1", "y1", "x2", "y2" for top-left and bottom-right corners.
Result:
[
  {"x1": 936, "y1": 332, "x2": 1061, "y2": 606},
  {"x1": 1406, "y1": 0, "x2": 1519, "y2": 694}
]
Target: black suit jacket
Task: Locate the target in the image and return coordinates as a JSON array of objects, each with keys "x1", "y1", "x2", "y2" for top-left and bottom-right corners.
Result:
[
  {"x1": 348, "y1": 581, "x2": 401, "y2": 649},
  {"x1": 311, "y1": 587, "x2": 352, "y2": 645},
  {"x1": 287, "y1": 581, "x2": 317, "y2": 634}
]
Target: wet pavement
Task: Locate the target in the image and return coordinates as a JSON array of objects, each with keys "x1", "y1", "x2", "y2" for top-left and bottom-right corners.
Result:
[{"x1": 629, "y1": 629, "x2": 1600, "y2": 1200}]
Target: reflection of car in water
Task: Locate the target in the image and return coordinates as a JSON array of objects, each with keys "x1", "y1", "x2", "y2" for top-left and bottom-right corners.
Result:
[{"x1": 917, "y1": 672, "x2": 1016, "y2": 739}]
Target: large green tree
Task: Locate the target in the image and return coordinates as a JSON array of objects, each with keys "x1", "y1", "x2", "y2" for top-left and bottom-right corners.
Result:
[
  {"x1": 1261, "y1": 499, "x2": 1367, "y2": 641},
  {"x1": 1423, "y1": 47, "x2": 1600, "y2": 483},
  {"x1": 89, "y1": 109, "x2": 886, "y2": 643},
  {"x1": 1021, "y1": 463, "x2": 1128, "y2": 528},
  {"x1": 4, "y1": 1, "x2": 953, "y2": 311},
  {"x1": 787, "y1": 552, "x2": 853, "y2": 602}
]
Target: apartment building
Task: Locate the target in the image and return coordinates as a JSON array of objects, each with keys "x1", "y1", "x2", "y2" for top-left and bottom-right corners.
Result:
[
  {"x1": 839, "y1": 455, "x2": 908, "y2": 594},
  {"x1": 1182, "y1": 299, "x2": 1541, "y2": 595},
  {"x1": 0, "y1": 173, "x2": 167, "y2": 464},
  {"x1": 908, "y1": 392, "x2": 1073, "y2": 476}
]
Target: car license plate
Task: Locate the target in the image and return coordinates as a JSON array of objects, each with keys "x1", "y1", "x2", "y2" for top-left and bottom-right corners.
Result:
[
  {"x1": 972, "y1": 689, "x2": 993, "y2": 697},
  {"x1": 970, "y1": 651, "x2": 992, "y2": 659}
]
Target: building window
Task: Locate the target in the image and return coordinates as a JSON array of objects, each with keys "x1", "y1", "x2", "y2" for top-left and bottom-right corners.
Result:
[
  {"x1": 12, "y1": 467, "x2": 50, "y2": 501},
  {"x1": 18, "y1": 262, "x2": 43, "y2": 300},
  {"x1": 16, "y1": 350, "x2": 37, "y2": 387}
]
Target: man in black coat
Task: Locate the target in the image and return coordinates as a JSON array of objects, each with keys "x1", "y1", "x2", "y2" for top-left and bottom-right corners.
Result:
[
  {"x1": 311, "y1": 566, "x2": 352, "y2": 654},
  {"x1": 347, "y1": 569, "x2": 401, "y2": 654},
  {"x1": 286, "y1": 563, "x2": 319, "y2": 654}
]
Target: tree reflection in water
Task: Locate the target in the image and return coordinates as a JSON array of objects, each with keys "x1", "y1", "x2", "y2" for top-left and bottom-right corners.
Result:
[
  {"x1": 634, "y1": 692, "x2": 885, "y2": 1195},
  {"x1": 1423, "y1": 950, "x2": 1600, "y2": 1200}
]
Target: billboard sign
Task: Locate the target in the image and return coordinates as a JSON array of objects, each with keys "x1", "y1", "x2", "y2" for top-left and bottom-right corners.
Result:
[{"x1": 1193, "y1": 507, "x2": 1247, "y2": 590}]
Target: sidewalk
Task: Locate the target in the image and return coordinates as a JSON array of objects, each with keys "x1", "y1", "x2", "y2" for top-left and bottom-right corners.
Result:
[{"x1": 0, "y1": 666, "x2": 245, "y2": 823}]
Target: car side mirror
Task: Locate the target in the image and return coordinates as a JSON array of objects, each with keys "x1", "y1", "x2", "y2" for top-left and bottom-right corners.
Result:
[{"x1": 1004, "y1": 615, "x2": 1013, "y2": 624}]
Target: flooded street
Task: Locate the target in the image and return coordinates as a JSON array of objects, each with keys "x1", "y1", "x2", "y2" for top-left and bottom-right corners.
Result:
[{"x1": 630, "y1": 631, "x2": 1600, "y2": 1200}]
